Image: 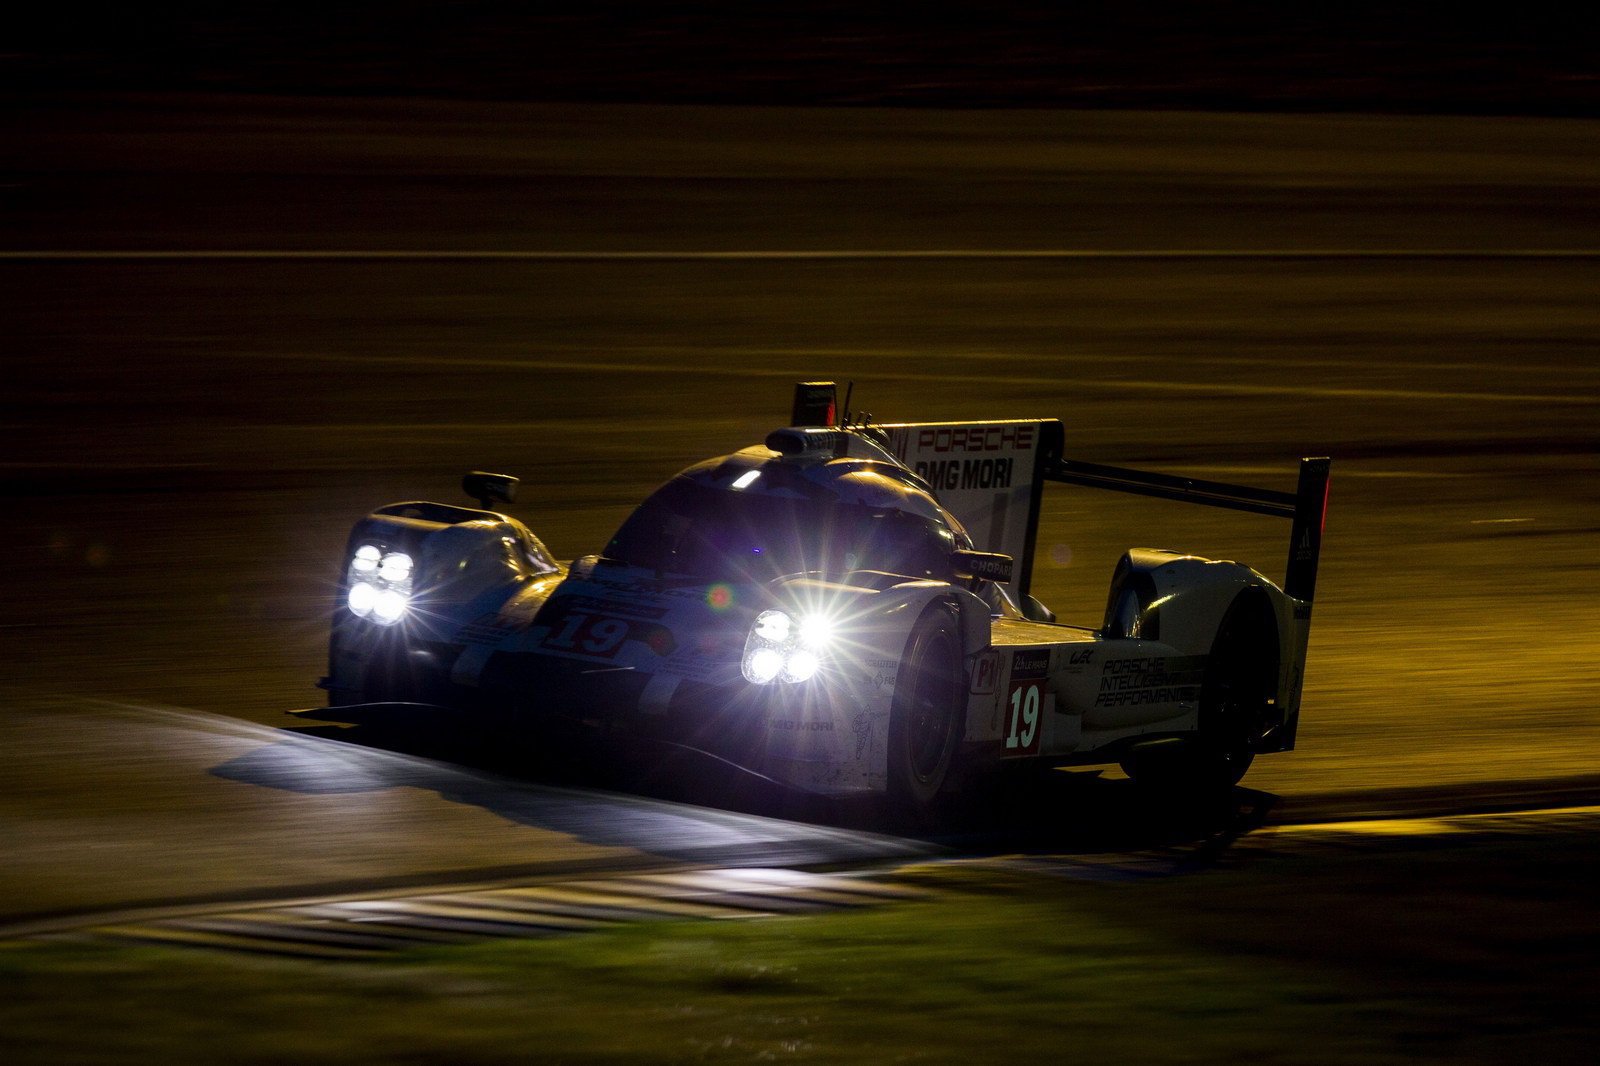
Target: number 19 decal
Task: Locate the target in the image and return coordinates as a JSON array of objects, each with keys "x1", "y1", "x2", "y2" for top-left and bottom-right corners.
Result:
[
  {"x1": 1003, "y1": 679, "x2": 1044, "y2": 757},
  {"x1": 543, "y1": 612, "x2": 630, "y2": 657}
]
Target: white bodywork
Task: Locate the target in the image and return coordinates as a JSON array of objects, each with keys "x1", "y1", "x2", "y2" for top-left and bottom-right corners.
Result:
[{"x1": 326, "y1": 413, "x2": 1326, "y2": 798}]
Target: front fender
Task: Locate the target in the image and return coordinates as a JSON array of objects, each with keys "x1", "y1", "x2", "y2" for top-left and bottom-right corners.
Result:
[
  {"x1": 771, "y1": 574, "x2": 989, "y2": 666},
  {"x1": 762, "y1": 575, "x2": 990, "y2": 792}
]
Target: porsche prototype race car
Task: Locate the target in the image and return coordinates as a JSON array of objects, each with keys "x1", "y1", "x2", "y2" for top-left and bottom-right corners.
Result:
[{"x1": 321, "y1": 382, "x2": 1330, "y2": 810}]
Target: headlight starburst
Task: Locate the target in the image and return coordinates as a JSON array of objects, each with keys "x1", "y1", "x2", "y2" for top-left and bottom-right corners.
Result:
[
  {"x1": 742, "y1": 608, "x2": 836, "y2": 684},
  {"x1": 347, "y1": 545, "x2": 414, "y2": 626}
]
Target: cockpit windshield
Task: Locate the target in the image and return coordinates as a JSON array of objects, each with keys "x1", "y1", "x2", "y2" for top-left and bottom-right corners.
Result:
[{"x1": 604, "y1": 477, "x2": 956, "y2": 581}]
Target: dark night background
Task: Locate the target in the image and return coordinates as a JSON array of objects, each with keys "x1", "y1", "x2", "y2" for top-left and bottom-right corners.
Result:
[
  {"x1": 8, "y1": 2, "x2": 1600, "y2": 113},
  {"x1": 4, "y1": 5, "x2": 1600, "y2": 1060}
]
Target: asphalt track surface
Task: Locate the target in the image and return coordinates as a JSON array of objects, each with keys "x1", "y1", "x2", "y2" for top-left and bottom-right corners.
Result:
[
  {"x1": 0, "y1": 699, "x2": 929, "y2": 927},
  {"x1": 4, "y1": 95, "x2": 1600, "y2": 918}
]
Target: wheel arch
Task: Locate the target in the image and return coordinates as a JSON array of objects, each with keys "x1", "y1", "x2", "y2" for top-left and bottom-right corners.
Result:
[{"x1": 1103, "y1": 548, "x2": 1287, "y2": 660}]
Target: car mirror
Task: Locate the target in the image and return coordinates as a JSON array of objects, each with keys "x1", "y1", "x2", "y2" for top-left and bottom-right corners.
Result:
[{"x1": 950, "y1": 549, "x2": 1014, "y2": 584}]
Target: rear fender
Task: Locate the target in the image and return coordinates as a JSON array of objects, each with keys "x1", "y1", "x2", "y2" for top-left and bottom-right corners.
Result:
[
  {"x1": 1104, "y1": 549, "x2": 1290, "y2": 654},
  {"x1": 1103, "y1": 550, "x2": 1251, "y2": 653},
  {"x1": 1101, "y1": 548, "x2": 1298, "y2": 742}
]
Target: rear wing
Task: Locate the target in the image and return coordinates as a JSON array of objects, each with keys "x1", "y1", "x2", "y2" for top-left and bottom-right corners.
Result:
[
  {"x1": 790, "y1": 385, "x2": 1329, "y2": 606},
  {"x1": 881, "y1": 414, "x2": 1329, "y2": 607},
  {"x1": 1047, "y1": 454, "x2": 1333, "y2": 608}
]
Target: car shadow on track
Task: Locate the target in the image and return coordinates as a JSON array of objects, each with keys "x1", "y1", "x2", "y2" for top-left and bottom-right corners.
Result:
[{"x1": 282, "y1": 703, "x2": 1280, "y2": 860}]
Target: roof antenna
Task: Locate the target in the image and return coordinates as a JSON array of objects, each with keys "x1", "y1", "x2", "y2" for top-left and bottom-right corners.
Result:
[{"x1": 841, "y1": 381, "x2": 854, "y2": 426}]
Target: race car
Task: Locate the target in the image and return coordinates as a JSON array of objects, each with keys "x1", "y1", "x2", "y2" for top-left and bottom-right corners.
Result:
[{"x1": 320, "y1": 382, "x2": 1330, "y2": 811}]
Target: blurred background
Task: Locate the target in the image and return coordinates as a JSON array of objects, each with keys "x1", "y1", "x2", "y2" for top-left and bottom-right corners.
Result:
[
  {"x1": 9, "y1": 3, "x2": 1600, "y2": 112},
  {"x1": 6, "y1": 12, "x2": 1600, "y2": 1060},
  {"x1": 4, "y1": 2, "x2": 1598, "y2": 801}
]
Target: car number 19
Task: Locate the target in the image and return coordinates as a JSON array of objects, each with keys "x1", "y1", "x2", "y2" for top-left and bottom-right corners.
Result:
[
  {"x1": 1003, "y1": 679, "x2": 1044, "y2": 756},
  {"x1": 544, "y1": 613, "x2": 630, "y2": 657}
]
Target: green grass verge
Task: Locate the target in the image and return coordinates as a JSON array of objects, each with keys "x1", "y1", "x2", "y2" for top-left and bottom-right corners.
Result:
[{"x1": 2, "y1": 833, "x2": 1595, "y2": 1064}]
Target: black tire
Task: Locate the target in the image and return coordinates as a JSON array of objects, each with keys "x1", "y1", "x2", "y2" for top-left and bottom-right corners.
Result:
[
  {"x1": 1121, "y1": 598, "x2": 1274, "y2": 793},
  {"x1": 1192, "y1": 623, "x2": 1265, "y2": 788},
  {"x1": 887, "y1": 606, "x2": 965, "y2": 813}
]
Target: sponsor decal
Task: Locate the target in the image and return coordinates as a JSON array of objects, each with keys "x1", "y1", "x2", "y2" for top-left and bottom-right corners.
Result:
[
  {"x1": 905, "y1": 424, "x2": 1036, "y2": 454},
  {"x1": 953, "y1": 550, "x2": 1014, "y2": 583},
  {"x1": 1062, "y1": 647, "x2": 1095, "y2": 676},
  {"x1": 1011, "y1": 649, "x2": 1051, "y2": 678},
  {"x1": 970, "y1": 651, "x2": 1001, "y2": 695},
  {"x1": 1093, "y1": 655, "x2": 1206, "y2": 708},
  {"x1": 852, "y1": 711, "x2": 875, "y2": 758},
  {"x1": 866, "y1": 656, "x2": 899, "y2": 692},
  {"x1": 913, "y1": 457, "x2": 1015, "y2": 492}
]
